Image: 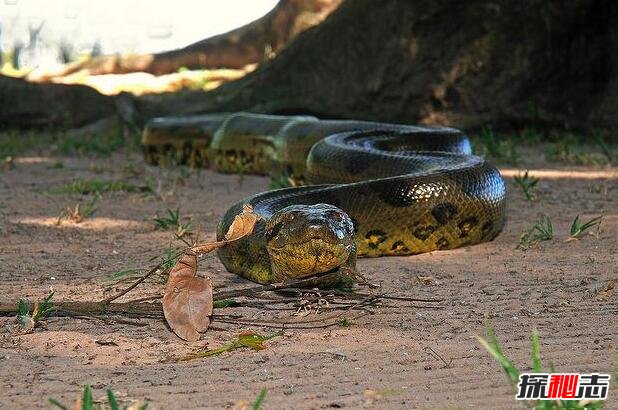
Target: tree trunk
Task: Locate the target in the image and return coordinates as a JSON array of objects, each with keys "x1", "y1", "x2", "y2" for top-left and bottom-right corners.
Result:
[
  {"x1": 6, "y1": 0, "x2": 618, "y2": 133},
  {"x1": 31, "y1": 0, "x2": 342, "y2": 80},
  {"x1": 140, "y1": 0, "x2": 618, "y2": 133},
  {"x1": 0, "y1": 75, "x2": 116, "y2": 129}
]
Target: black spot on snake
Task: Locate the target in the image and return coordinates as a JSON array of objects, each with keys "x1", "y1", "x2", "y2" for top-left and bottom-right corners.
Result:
[
  {"x1": 436, "y1": 237, "x2": 450, "y2": 250},
  {"x1": 431, "y1": 202, "x2": 458, "y2": 225},
  {"x1": 225, "y1": 150, "x2": 238, "y2": 163},
  {"x1": 482, "y1": 221, "x2": 493, "y2": 236},
  {"x1": 390, "y1": 241, "x2": 409, "y2": 253},
  {"x1": 365, "y1": 229, "x2": 387, "y2": 248},
  {"x1": 458, "y1": 216, "x2": 479, "y2": 238},
  {"x1": 412, "y1": 224, "x2": 436, "y2": 240}
]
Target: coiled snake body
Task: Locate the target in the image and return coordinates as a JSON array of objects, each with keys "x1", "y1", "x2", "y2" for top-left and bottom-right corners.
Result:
[{"x1": 143, "y1": 113, "x2": 506, "y2": 284}]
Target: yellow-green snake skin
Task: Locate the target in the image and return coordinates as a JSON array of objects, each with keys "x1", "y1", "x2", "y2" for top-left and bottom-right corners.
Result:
[{"x1": 143, "y1": 113, "x2": 506, "y2": 284}]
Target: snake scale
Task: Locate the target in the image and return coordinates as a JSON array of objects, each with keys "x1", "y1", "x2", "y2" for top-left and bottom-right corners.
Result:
[{"x1": 143, "y1": 113, "x2": 506, "y2": 284}]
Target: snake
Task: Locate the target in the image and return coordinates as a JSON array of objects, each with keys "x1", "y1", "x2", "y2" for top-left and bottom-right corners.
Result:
[{"x1": 143, "y1": 113, "x2": 506, "y2": 284}]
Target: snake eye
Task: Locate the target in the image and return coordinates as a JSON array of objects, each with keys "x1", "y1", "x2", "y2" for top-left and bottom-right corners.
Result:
[
  {"x1": 327, "y1": 211, "x2": 342, "y2": 221},
  {"x1": 265, "y1": 221, "x2": 283, "y2": 241}
]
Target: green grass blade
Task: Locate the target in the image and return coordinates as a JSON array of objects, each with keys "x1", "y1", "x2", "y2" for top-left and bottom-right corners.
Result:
[
  {"x1": 570, "y1": 215, "x2": 581, "y2": 236},
  {"x1": 476, "y1": 335, "x2": 520, "y2": 386},
  {"x1": 107, "y1": 389, "x2": 119, "y2": 410},
  {"x1": 106, "y1": 269, "x2": 142, "y2": 282},
  {"x1": 32, "y1": 291, "x2": 55, "y2": 322},
  {"x1": 48, "y1": 398, "x2": 69, "y2": 410},
  {"x1": 484, "y1": 321, "x2": 504, "y2": 356},
  {"x1": 593, "y1": 134, "x2": 612, "y2": 162},
  {"x1": 252, "y1": 388, "x2": 267, "y2": 410},
  {"x1": 578, "y1": 216, "x2": 602, "y2": 232},
  {"x1": 81, "y1": 385, "x2": 94, "y2": 410},
  {"x1": 213, "y1": 299, "x2": 240, "y2": 308},
  {"x1": 17, "y1": 299, "x2": 29, "y2": 316},
  {"x1": 531, "y1": 329, "x2": 542, "y2": 372}
]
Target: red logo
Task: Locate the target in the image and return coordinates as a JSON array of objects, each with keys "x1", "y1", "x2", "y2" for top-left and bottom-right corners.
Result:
[{"x1": 516, "y1": 373, "x2": 610, "y2": 401}]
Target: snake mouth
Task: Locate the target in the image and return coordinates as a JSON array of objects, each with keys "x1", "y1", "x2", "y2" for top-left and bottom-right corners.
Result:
[
  {"x1": 267, "y1": 235, "x2": 346, "y2": 250},
  {"x1": 267, "y1": 238, "x2": 353, "y2": 277}
]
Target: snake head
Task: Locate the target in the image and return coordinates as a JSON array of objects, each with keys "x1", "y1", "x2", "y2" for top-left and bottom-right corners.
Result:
[{"x1": 265, "y1": 203, "x2": 355, "y2": 279}]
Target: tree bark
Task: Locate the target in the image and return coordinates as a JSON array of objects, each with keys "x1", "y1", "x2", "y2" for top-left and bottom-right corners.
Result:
[
  {"x1": 138, "y1": 0, "x2": 618, "y2": 133},
  {"x1": 31, "y1": 0, "x2": 342, "y2": 80},
  {"x1": 0, "y1": 74, "x2": 117, "y2": 129}
]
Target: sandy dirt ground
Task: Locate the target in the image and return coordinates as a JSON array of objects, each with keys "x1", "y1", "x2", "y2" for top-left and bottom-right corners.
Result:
[{"x1": 0, "y1": 146, "x2": 616, "y2": 409}]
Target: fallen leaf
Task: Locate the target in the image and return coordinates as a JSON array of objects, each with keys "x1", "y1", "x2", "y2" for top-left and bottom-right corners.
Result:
[
  {"x1": 163, "y1": 253, "x2": 213, "y2": 341},
  {"x1": 190, "y1": 204, "x2": 260, "y2": 255},
  {"x1": 224, "y1": 204, "x2": 261, "y2": 241}
]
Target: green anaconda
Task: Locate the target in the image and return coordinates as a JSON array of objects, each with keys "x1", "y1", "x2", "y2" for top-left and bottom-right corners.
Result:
[{"x1": 143, "y1": 113, "x2": 506, "y2": 284}]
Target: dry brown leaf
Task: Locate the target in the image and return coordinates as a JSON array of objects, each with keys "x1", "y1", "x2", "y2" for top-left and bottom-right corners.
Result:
[
  {"x1": 190, "y1": 203, "x2": 260, "y2": 255},
  {"x1": 224, "y1": 203, "x2": 261, "y2": 241},
  {"x1": 163, "y1": 253, "x2": 213, "y2": 341},
  {"x1": 162, "y1": 205, "x2": 258, "y2": 341}
]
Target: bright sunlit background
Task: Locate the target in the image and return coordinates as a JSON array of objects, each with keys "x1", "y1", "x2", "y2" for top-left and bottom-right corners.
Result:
[{"x1": 0, "y1": 0, "x2": 278, "y2": 68}]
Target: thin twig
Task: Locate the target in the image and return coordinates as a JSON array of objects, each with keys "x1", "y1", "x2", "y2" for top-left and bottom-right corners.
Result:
[
  {"x1": 212, "y1": 270, "x2": 348, "y2": 300},
  {"x1": 101, "y1": 253, "x2": 180, "y2": 304},
  {"x1": 423, "y1": 346, "x2": 454, "y2": 368},
  {"x1": 212, "y1": 312, "x2": 370, "y2": 330}
]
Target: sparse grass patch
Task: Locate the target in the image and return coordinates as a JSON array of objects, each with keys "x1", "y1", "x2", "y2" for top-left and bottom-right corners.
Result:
[
  {"x1": 519, "y1": 214, "x2": 553, "y2": 249},
  {"x1": 471, "y1": 126, "x2": 520, "y2": 165},
  {"x1": 0, "y1": 128, "x2": 141, "y2": 159},
  {"x1": 518, "y1": 127, "x2": 545, "y2": 144},
  {"x1": 513, "y1": 170, "x2": 539, "y2": 201},
  {"x1": 0, "y1": 130, "x2": 42, "y2": 158},
  {"x1": 545, "y1": 135, "x2": 611, "y2": 166},
  {"x1": 49, "y1": 384, "x2": 147, "y2": 410},
  {"x1": 593, "y1": 134, "x2": 613, "y2": 164},
  {"x1": 54, "y1": 132, "x2": 128, "y2": 157},
  {"x1": 153, "y1": 207, "x2": 194, "y2": 238},
  {"x1": 56, "y1": 195, "x2": 99, "y2": 224},
  {"x1": 49, "y1": 180, "x2": 140, "y2": 195},
  {"x1": 17, "y1": 291, "x2": 55, "y2": 332}
]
